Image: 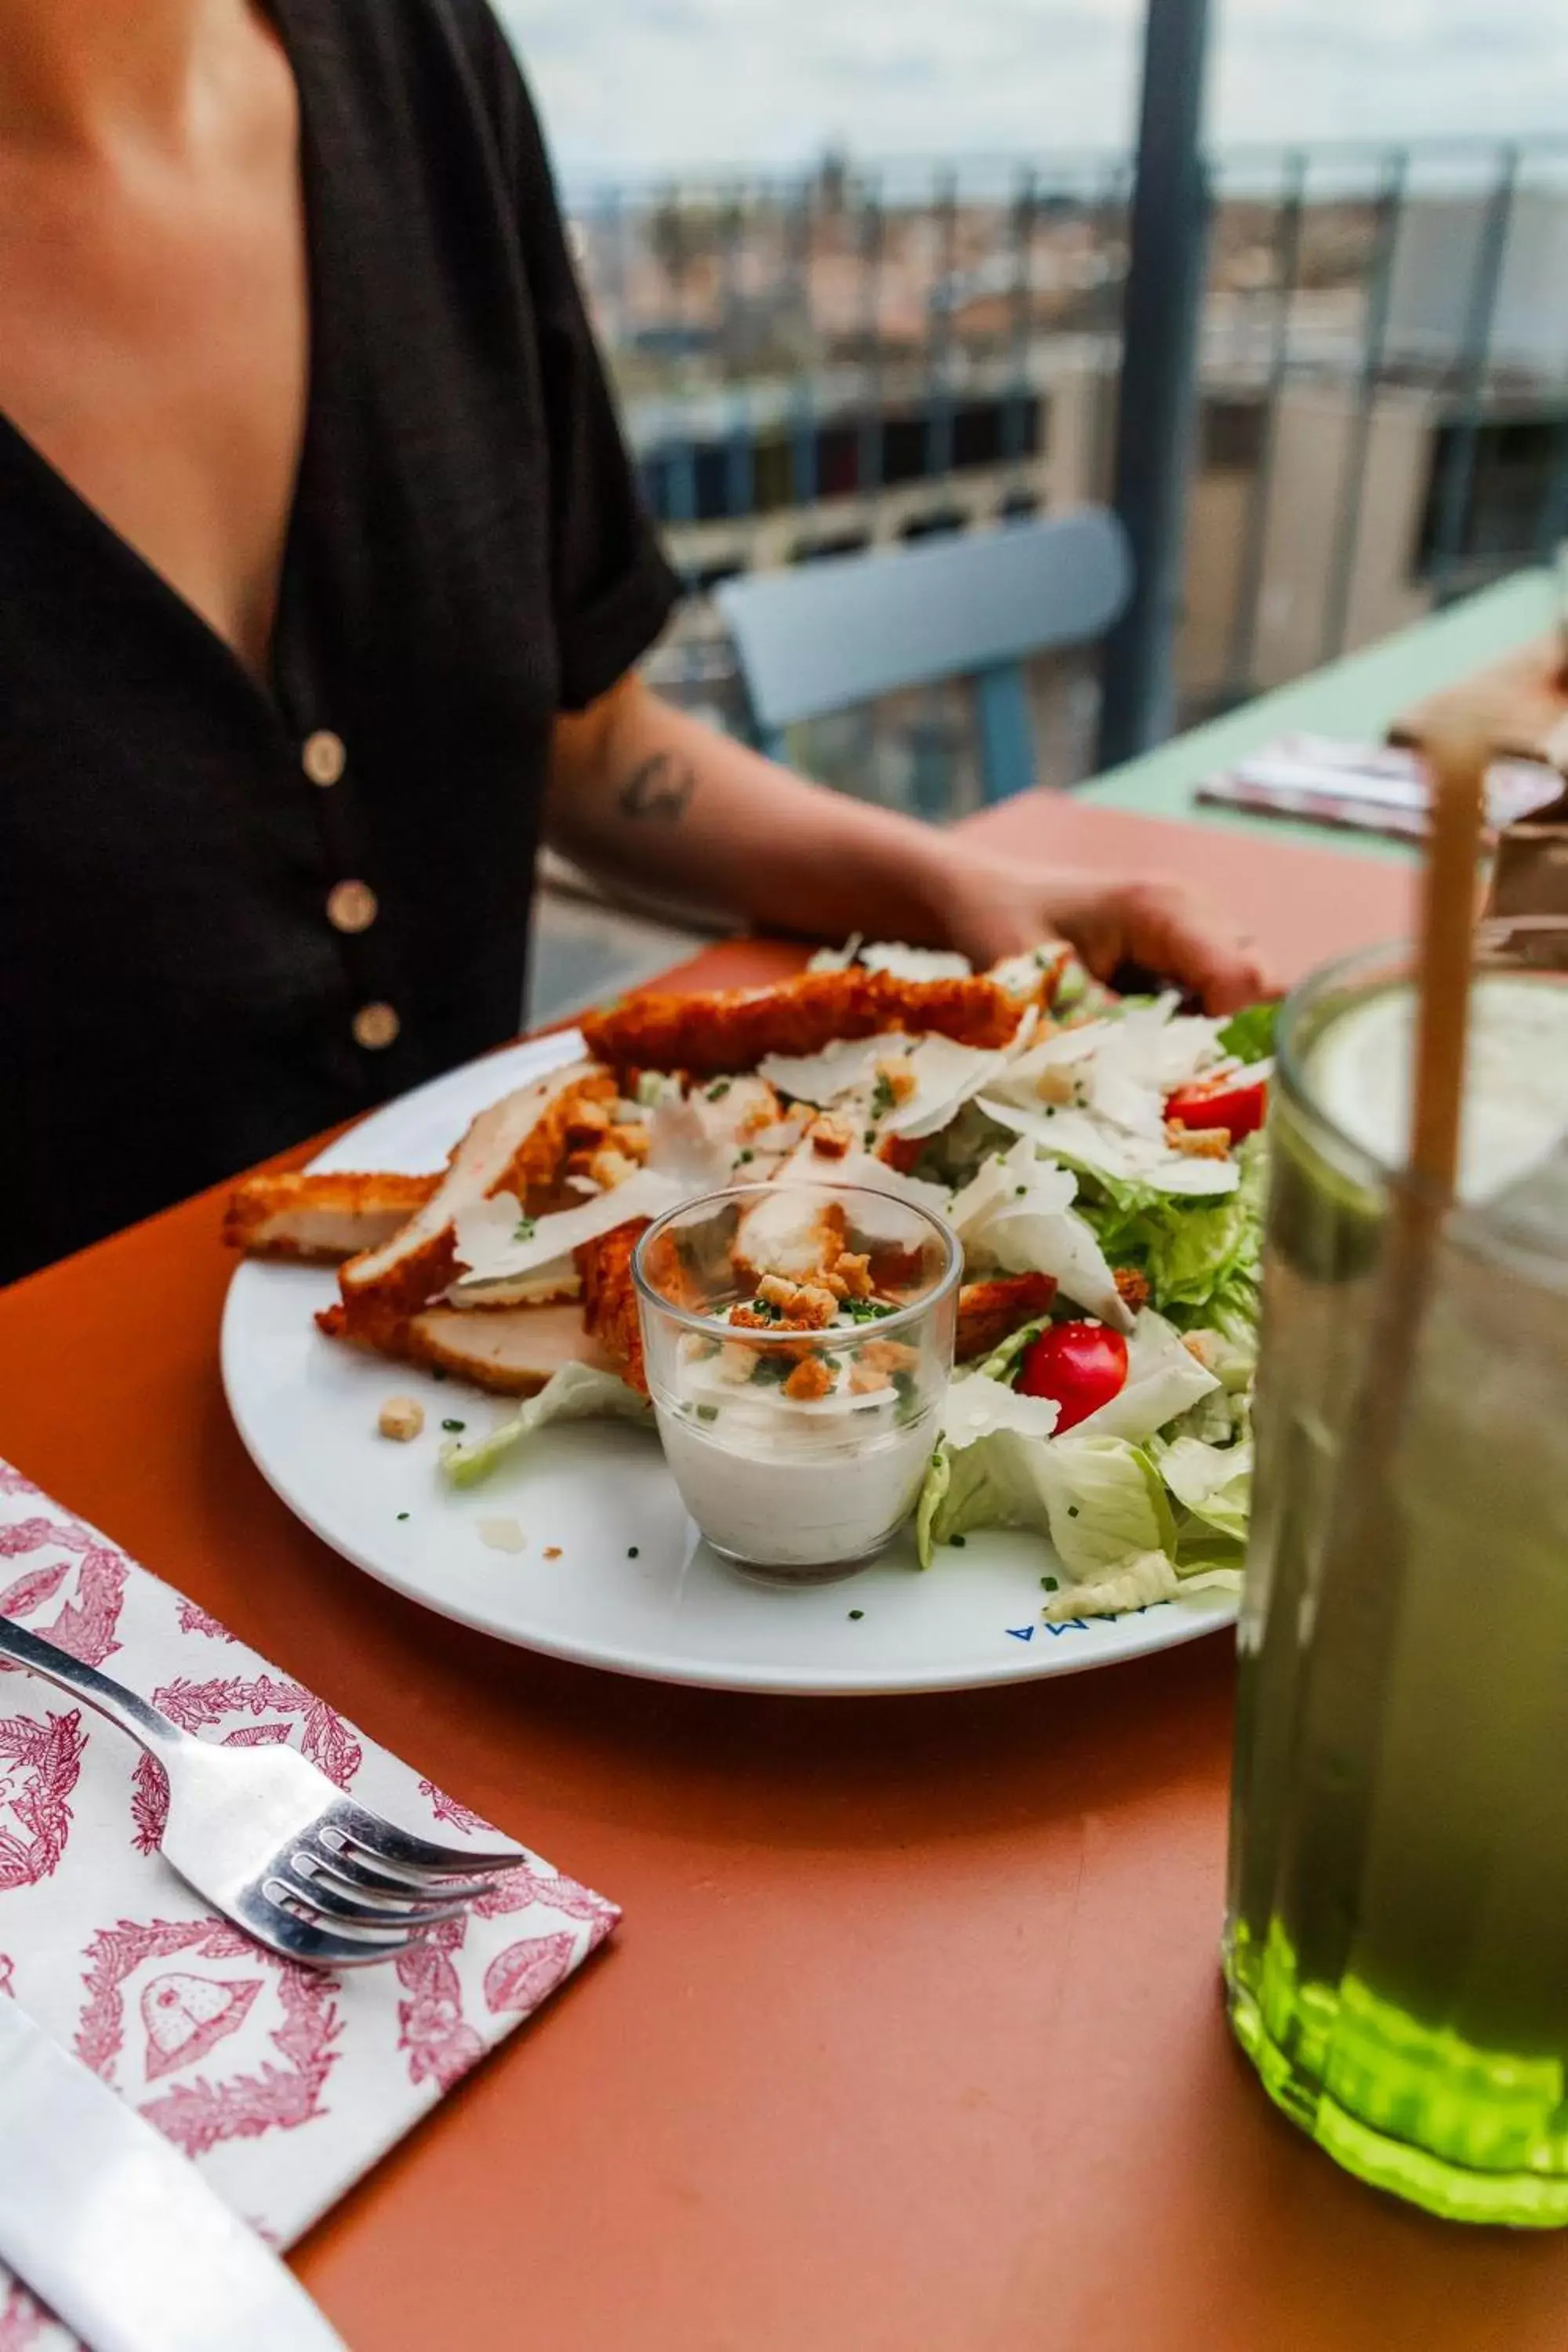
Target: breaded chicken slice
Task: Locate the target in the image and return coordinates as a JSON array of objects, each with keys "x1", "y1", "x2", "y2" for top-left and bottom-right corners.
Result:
[
  {"x1": 575, "y1": 1220, "x2": 653, "y2": 1393},
  {"x1": 316, "y1": 1297, "x2": 615, "y2": 1396},
  {"x1": 333, "y1": 1062, "x2": 612, "y2": 1342},
  {"x1": 223, "y1": 1171, "x2": 440, "y2": 1264},
  {"x1": 955, "y1": 1272, "x2": 1059, "y2": 1362},
  {"x1": 581, "y1": 967, "x2": 1022, "y2": 1079}
]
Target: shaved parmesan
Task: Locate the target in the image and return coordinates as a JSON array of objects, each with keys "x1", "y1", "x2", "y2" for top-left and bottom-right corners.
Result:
[
  {"x1": 806, "y1": 934, "x2": 863, "y2": 973},
  {"x1": 452, "y1": 1168, "x2": 683, "y2": 1286},
  {"x1": 948, "y1": 1137, "x2": 1130, "y2": 1327},
  {"x1": 734, "y1": 1187, "x2": 851, "y2": 1283},
  {"x1": 949, "y1": 1139, "x2": 1076, "y2": 1235},
  {"x1": 990, "y1": 1000, "x2": 1229, "y2": 1145},
  {"x1": 774, "y1": 1142, "x2": 952, "y2": 1219},
  {"x1": 1115, "y1": 996, "x2": 1229, "y2": 1090},
  {"x1": 757, "y1": 1033, "x2": 909, "y2": 1108},
  {"x1": 644, "y1": 1076, "x2": 789, "y2": 1190},
  {"x1": 990, "y1": 947, "x2": 1065, "y2": 999},
  {"x1": 942, "y1": 1374, "x2": 1061, "y2": 1448},
  {"x1": 882, "y1": 1034, "x2": 1014, "y2": 1141},
  {"x1": 978, "y1": 1098, "x2": 1242, "y2": 1198},
  {"x1": 1073, "y1": 1309, "x2": 1220, "y2": 1442},
  {"x1": 987, "y1": 1022, "x2": 1102, "y2": 1105},
  {"x1": 1090, "y1": 1063, "x2": 1167, "y2": 1143},
  {"x1": 979, "y1": 1206, "x2": 1131, "y2": 1327},
  {"x1": 857, "y1": 942, "x2": 975, "y2": 982}
]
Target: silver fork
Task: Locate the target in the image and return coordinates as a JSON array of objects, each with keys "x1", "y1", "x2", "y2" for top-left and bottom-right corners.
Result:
[{"x1": 0, "y1": 1617, "x2": 528, "y2": 1969}]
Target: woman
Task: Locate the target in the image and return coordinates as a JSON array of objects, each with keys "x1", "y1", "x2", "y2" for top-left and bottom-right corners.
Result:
[{"x1": 0, "y1": 0, "x2": 1268, "y2": 1284}]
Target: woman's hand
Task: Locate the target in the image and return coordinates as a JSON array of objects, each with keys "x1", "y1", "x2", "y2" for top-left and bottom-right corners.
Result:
[{"x1": 930, "y1": 850, "x2": 1277, "y2": 1015}]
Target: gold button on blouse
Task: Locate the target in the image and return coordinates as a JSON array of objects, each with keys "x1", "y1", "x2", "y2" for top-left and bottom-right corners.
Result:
[
  {"x1": 302, "y1": 730, "x2": 347, "y2": 786},
  {"x1": 352, "y1": 1002, "x2": 400, "y2": 1051},
  {"x1": 326, "y1": 879, "x2": 378, "y2": 935}
]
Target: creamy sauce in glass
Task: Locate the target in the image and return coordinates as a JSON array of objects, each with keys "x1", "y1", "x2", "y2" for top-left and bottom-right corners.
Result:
[
  {"x1": 656, "y1": 1404, "x2": 935, "y2": 1575},
  {"x1": 654, "y1": 1350, "x2": 935, "y2": 1576}
]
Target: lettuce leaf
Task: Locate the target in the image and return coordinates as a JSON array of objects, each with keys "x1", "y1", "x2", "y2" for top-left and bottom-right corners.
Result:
[
  {"x1": 1158, "y1": 1432, "x2": 1252, "y2": 1538},
  {"x1": 1216, "y1": 1000, "x2": 1279, "y2": 1064},
  {"x1": 1041, "y1": 1549, "x2": 1179, "y2": 1621},
  {"x1": 1153, "y1": 1431, "x2": 1254, "y2": 1573},
  {"x1": 1039, "y1": 1549, "x2": 1242, "y2": 1621},
  {"x1": 917, "y1": 1407, "x2": 1178, "y2": 1578},
  {"x1": 1075, "y1": 1133, "x2": 1268, "y2": 1326},
  {"x1": 440, "y1": 1363, "x2": 654, "y2": 1487},
  {"x1": 1044, "y1": 1437, "x2": 1181, "y2": 1576}
]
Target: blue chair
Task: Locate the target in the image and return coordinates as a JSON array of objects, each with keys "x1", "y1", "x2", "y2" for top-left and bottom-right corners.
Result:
[{"x1": 713, "y1": 508, "x2": 1132, "y2": 804}]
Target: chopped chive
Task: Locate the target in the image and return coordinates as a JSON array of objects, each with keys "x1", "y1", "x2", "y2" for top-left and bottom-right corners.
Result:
[
  {"x1": 513, "y1": 1216, "x2": 536, "y2": 1241},
  {"x1": 396, "y1": 1511, "x2": 410, "y2": 1522},
  {"x1": 848, "y1": 1609, "x2": 865, "y2": 1621},
  {"x1": 1067, "y1": 1505, "x2": 1079, "y2": 1519},
  {"x1": 1015, "y1": 1185, "x2": 1027, "y2": 1196},
  {"x1": 695, "y1": 1403, "x2": 719, "y2": 1423},
  {"x1": 627, "y1": 1544, "x2": 640, "y2": 1558},
  {"x1": 950, "y1": 1533, "x2": 967, "y2": 1548},
  {"x1": 863, "y1": 1129, "x2": 877, "y2": 1149},
  {"x1": 441, "y1": 1418, "x2": 466, "y2": 1432},
  {"x1": 705, "y1": 1078, "x2": 732, "y2": 1101},
  {"x1": 736, "y1": 1148, "x2": 754, "y2": 1165},
  {"x1": 1041, "y1": 1575, "x2": 1059, "y2": 1592}
]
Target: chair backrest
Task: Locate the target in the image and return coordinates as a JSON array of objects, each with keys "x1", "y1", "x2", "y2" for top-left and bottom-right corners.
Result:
[{"x1": 713, "y1": 507, "x2": 1132, "y2": 802}]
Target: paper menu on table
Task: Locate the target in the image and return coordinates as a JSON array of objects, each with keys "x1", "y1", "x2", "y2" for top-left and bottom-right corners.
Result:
[{"x1": 1198, "y1": 735, "x2": 1566, "y2": 843}]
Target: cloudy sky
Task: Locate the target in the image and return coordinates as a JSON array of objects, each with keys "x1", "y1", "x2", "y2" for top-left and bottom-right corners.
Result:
[{"x1": 499, "y1": 0, "x2": 1568, "y2": 177}]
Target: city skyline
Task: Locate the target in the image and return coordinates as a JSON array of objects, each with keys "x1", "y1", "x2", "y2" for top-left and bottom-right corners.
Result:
[{"x1": 501, "y1": 0, "x2": 1568, "y2": 177}]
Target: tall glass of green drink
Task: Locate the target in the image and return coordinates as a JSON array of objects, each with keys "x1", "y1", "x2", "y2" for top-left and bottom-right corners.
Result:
[{"x1": 1225, "y1": 915, "x2": 1568, "y2": 2225}]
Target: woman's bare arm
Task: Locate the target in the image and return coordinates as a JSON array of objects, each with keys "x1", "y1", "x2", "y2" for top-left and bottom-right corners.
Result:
[{"x1": 546, "y1": 675, "x2": 1272, "y2": 1013}]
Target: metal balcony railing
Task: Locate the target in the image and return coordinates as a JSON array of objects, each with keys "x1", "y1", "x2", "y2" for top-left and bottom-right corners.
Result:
[{"x1": 560, "y1": 138, "x2": 1568, "y2": 800}]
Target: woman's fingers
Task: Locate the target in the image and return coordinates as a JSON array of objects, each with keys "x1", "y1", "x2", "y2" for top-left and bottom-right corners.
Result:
[
  {"x1": 1099, "y1": 877, "x2": 1277, "y2": 1014},
  {"x1": 933, "y1": 857, "x2": 1279, "y2": 1013}
]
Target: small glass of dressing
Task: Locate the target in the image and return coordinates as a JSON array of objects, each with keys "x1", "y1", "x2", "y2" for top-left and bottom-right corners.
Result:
[{"x1": 633, "y1": 1181, "x2": 960, "y2": 1581}]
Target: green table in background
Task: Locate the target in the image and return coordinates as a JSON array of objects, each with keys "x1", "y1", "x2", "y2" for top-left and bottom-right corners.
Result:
[{"x1": 1084, "y1": 566, "x2": 1559, "y2": 858}]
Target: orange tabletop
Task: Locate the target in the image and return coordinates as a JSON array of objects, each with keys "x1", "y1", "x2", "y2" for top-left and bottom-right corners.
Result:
[{"x1": 4, "y1": 797, "x2": 1566, "y2": 2352}]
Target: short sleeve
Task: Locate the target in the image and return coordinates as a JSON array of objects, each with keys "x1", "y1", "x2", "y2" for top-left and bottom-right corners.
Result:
[{"x1": 459, "y1": 5, "x2": 682, "y2": 709}]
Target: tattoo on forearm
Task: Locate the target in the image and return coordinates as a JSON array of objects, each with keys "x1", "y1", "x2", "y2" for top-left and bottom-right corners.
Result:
[{"x1": 617, "y1": 750, "x2": 696, "y2": 824}]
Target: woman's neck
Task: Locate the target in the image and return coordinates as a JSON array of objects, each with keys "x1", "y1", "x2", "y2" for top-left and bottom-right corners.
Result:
[{"x1": 0, "y1": 0, "x2": 253, "y2": 149}]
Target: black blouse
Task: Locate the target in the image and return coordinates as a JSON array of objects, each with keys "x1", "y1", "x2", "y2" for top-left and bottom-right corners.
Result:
[{"x1": 0, "y1": 0, "x2": 679, "y2": 1285}]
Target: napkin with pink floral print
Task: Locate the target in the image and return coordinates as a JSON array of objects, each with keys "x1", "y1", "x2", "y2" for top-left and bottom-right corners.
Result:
[{"x1": 0, "y1": 1457, "x2": 617, "y2": 2350}]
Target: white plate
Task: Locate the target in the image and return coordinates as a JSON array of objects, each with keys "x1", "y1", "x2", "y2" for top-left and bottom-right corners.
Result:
[{"x1": 222, "y1": 1033, "x2": 1239, "y2": 1696}]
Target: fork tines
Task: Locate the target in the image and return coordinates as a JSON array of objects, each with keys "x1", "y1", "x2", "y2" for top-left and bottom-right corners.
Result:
[{"x1": 263, "y1": 1798, "x2": 529, "y2": 1958}]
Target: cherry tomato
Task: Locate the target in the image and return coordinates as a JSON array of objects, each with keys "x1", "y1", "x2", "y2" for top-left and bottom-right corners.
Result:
[
  {"x1": 1164, "y1": 1069, "x2": 1269, "y2": 1141},
  {"x1": 1016, "y1": 1321, "x2": 1129, "y2": 1432}
]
